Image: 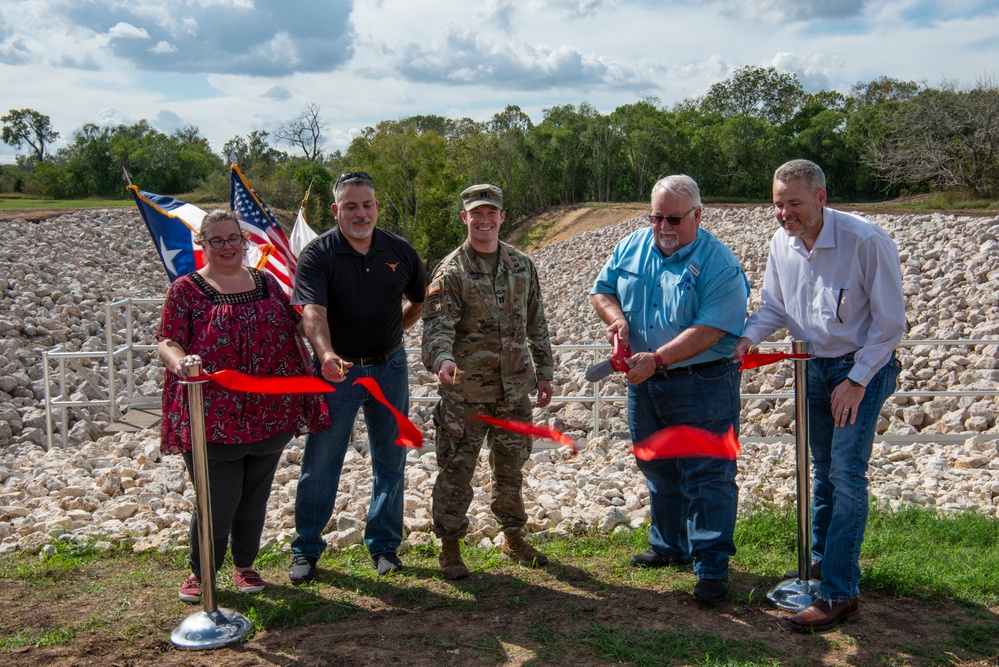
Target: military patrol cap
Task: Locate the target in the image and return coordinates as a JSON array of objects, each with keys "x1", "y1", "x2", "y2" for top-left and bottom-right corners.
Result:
[{"x1": 461, "y1": 184, "x2": 504, "y2": 211}]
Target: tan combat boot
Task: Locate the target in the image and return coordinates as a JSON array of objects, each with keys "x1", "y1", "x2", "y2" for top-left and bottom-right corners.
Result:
[
  {"x1": 438, "y1": 538, "x2": 470, "y2": 580},
  {"x1": 502, "y1": 529, "x2": 548, "y2": 567}
]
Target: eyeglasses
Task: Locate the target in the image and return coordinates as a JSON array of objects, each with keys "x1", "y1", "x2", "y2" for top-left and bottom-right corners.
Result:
[
  {"x1": 650, "y1": 206, "x2": 696, "y2": 226},
  {"x1": 206, "y1": 234, "x2": 245, "y2": 249},
  {"x1": 336, "y1": 171, "x2": 374, "y2": 186}
]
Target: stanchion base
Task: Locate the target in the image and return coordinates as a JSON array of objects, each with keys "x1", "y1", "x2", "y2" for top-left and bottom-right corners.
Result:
[
  {"x1": 767, "y1": 578, "x2": 822, "y2": 612},
  {"x1": 171, "y1": 608, "x2": 252, "y2": 650}
]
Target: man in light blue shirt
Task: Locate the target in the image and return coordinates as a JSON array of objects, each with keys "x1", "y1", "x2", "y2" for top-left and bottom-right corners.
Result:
[
  {"x1": 592, "y1": 174, "x2": 749, "y2": 605},
  {"x1": 737, "y1": 159, "x2": 905, "y2": 632}
]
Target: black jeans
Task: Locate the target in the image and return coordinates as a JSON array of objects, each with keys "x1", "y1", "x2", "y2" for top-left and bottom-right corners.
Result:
[{"x1": 183, "y1": 431, "x2": 292, "y2": 578}]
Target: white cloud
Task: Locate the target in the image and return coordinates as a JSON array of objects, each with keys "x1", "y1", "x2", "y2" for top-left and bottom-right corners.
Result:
[
  {"x1": 0, "y1": 36, "x2": 31, "y2": 65},
  {"x1": 263, "y1": 85, "x2": 292, "y2": 101},
  {"x1": 149, "y1": 41, "x2": 177, "y2": 54},
  {"x1": 53, "y1": 53, "x2": 101, "y2": 70},
  {"x1": 395, "y1": 27, "x2": 652, "y2": 90},
  {"x1": 704, "y1": 0, "x2": 866, "y2": 22},
  {"x1": 767, "y1": 52, "x2": 841, "y2": 92},
  {"x1": 154, "y1": 109, "x2": 185, "y2": 134},
  {"x1": 0, "y1": 0, "x2": 996, "y2": 161},
  {"x1": 107, "y1": 22, "x2": 150, "y2": 40}
]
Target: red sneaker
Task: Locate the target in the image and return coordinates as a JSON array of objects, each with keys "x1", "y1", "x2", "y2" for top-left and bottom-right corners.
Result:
[
  {"x1": 178, "y1": 574, "x2": 201, "y2": 603},
  {"x1": 232, "y1": 568, "x2": 266, "y2": 594}
]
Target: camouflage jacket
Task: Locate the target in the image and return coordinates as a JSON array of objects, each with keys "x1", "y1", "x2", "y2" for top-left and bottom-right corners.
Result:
[{"x1": 422, "y1": 240, "x2": 554, "y2": 402}]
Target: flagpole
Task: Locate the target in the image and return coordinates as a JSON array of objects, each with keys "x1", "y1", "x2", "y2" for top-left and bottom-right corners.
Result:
[{"x1": 301, "y1": 176, "x2": 315, "y2": 209}]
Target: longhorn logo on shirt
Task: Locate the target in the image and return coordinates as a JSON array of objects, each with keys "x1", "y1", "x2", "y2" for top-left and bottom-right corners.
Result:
[{"x1": 386, "y1": 262, "x2": 400, "y2": 272}]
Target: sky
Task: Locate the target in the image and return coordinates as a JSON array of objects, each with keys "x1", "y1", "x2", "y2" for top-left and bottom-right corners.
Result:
[{"x1": 1, "y1": 0, "x2": 997, "y2": 164}]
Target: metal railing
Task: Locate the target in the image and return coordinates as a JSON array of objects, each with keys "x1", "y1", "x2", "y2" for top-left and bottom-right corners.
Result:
[{"x1": 41, "y1": 297, "x2": 999, "y2": 448}]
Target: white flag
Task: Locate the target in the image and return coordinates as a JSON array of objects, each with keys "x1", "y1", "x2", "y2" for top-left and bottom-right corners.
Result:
[{"x1": 290, "y1": 206, "x2": 319, "y2": 259}]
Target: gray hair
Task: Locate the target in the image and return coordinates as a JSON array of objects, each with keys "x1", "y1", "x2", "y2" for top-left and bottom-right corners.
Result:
[
  {"x1": 774, "y1": 159, "x2": 826, "y2": 193},
  {"x1": 196, "y1": 209, "x2": 248, "y2": 246},
  {"x1": 334, "y1": 175, "x2": 376, "y2": 204},
  {"x1": 650, "y1": 174, "x2": 703, "y2": 208}
]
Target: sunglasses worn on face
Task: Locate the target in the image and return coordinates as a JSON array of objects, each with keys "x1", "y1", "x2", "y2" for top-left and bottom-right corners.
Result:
[
  {"x1": 649, "y1": 206, "x2": 696, "y2": 226},
  {"x1": 336, "y1": 171, "x2": 374, "y2": 186}
]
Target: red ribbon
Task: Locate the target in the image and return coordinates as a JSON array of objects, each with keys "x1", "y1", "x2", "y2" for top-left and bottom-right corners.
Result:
[
  {"x1": 353, "y1": 377, "x2": 423, "y2": 449},
  {"x1": 632, "y1": 425, "x2": 741, "y2": 461},
  {"x1": 188, "y1": 369, "x2": 336, "y2": 394},
  {"x1": 473, "y1": 415, "x2": 577, "y2": 454},
  {"x1": 738, "y1": 352, "x2": 810, "y2": 371},
  {"x1": 187, "y1": 370, "x2": 422, "y2": 449}
]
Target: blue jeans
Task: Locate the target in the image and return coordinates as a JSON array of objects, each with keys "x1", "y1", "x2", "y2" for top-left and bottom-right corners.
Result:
[
  {"x1": 807, "y1": 353, "x2": 901, "y2": 602},
  {"x1": 627, "y1": 361, "x2": 741, "y2": 580},
  {"x1": 292, "y1": 347, "x2": 409, "y2": 558}
]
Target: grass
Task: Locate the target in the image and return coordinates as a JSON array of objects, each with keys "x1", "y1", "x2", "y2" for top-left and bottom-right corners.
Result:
[
  {"x1": 0, "y1": 193, "x2": 133, "y2": 211},
  {"x1": 1, "y1": 503, "x2": 997, "y2": 665},
  {"x1": 879, "y1": 191, "x2": 999, "y2": 211},
  {"x1": 571, "y1": 624, "x2": 787, "y2": 667}
]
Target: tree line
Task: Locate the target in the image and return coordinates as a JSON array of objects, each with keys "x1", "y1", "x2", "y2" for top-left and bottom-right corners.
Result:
[{"x1": 3, "y1": 68, "x2": 997, "y2": 266}]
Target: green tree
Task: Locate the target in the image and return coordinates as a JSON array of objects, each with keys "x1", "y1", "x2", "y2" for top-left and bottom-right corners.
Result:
[
  {"x1": 1, "y1": 108, "x2": 59, "y2": 161},
  {"x1": 610, "y1": 99, "x2": 671, "y2": 200},
  {"x1": 344, "y1": 118, "x2": 467, "y2": 263},
  {"x1": 868, "y1": 78, "x2": 999, "y2": 197},
  {"x1": 530, "y1": 103, "x2": 593, "y2": 205},
  {"x1": 222, "y1": 130, "x2": 286, "y2": 176},
  {"x1": 700, "y1": 66, "x2": 806, "y2": 126}
]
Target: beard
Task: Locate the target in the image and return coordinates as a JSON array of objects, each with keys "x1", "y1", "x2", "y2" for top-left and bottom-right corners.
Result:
[
  {"x1": 655, "y1": 232, "x2": 679, "y2": 254},
  {"x1": 344, "y1": 222, "x2": 374, "y2": 240}
]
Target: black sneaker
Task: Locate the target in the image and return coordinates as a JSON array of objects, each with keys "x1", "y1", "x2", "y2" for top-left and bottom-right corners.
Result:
[
  {"x1": 629, "y1": 548, "x2": 692, "y2": 568},
  {"x1": 288, "y1": 554, "x2": 317, "y2": 585},
  {"x1": 372, "y1": 552, "x2": 403, "y2": 575},
  {"x1": 693, "y1": 578, "x2": 729, "y2": 604}
]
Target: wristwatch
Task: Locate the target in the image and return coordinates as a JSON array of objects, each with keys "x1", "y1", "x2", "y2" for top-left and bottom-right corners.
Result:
[
  {"x1": 652, "y1": 351, "x2": 667, "y2": 372},
  {"x1": 848, "y1": 378, "x2": 864, "y2": 387}
]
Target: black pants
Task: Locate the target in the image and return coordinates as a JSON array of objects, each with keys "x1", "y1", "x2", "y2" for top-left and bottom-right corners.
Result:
[{"x1": 183, "y1": 431, "x2": 292, "y2": 578}]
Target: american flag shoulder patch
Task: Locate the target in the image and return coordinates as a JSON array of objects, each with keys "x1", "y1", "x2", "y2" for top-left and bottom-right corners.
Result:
[{"x1": 426, "y1": 280, "x2": 440, "y2": 295}]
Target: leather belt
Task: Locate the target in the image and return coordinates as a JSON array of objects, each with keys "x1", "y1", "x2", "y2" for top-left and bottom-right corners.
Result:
[
  {"x1": 657, "y1": 357, "x2": 734, "y2": 378},
  {"x1": 340, "y1": 343, "x2": 403, "y2": 368}
]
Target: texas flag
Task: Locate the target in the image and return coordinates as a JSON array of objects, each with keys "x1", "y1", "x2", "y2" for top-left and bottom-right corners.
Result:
[{"x1": 128, "y1": 185, "x2": 207, "y2": 282}]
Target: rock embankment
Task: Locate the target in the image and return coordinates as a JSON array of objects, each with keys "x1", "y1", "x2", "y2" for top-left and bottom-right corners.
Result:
[{"x1": 0, "y1": 206, "x2": 997, "y2": 555}]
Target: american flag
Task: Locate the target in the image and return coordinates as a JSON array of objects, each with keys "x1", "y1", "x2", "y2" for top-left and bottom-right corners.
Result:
[{"x1": 230, "y1": 165, "x2": 298, "y2": 296}]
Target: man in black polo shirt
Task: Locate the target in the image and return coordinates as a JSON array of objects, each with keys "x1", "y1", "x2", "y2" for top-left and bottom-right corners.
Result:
[{"x1": 289, "y1": 171, "x2": 428, "y2": 581}]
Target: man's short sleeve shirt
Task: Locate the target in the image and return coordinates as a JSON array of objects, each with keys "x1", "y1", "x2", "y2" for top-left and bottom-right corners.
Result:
[
  {"x1": 292, "y1": 227, "x2": 427, "y2": 358},
  {"x1": 591, "y1": 227, "x2": 749, "y2": 365}
]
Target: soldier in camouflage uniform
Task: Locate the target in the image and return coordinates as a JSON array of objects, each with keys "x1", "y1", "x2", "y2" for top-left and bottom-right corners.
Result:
[{"x1": 422, "y1": 184, "x2": 555, "y2": 580}]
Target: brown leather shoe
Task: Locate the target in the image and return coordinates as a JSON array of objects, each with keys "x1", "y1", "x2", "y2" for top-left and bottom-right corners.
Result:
[
  {"x1": 783, "y1": 562, "x2": 822, "y2": 580},
  {"x1": 788, "y1": 598, "x2": 860, "y2": 632}
]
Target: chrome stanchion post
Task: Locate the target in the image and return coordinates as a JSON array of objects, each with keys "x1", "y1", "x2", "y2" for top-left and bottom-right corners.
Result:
[
  {"x1": 171, "y1": 362, "x2": 252, "y2": 649},
  {"x1": 767, "y1": 340, "x2": 821, "y2": 611}
]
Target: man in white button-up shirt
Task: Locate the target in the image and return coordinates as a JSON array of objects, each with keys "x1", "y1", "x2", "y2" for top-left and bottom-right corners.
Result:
[{"x1": 736, "y1": 159, "x2": 905, "y2": 632}]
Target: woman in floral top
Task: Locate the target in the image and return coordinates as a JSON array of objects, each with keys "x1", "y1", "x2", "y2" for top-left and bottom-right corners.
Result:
[{"x1": 157, "y1": 209, "x2": 329, "y2": 603}]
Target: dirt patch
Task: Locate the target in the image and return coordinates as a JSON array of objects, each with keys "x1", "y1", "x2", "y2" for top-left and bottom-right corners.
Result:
[
  {"x1": 0, "y1": 208, "x2": 80, "y2": 223},
  {"x1": 505, "y1": 204, "x2": 650, "y2": 250},
  {"x1": 2, "y1": 553, "x2": 997, "y2": 667}
]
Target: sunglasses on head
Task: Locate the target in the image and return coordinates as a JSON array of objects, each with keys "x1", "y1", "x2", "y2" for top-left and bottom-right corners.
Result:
[{"x1": 336, "y1": 171, "x2": 374, "y2": 186}]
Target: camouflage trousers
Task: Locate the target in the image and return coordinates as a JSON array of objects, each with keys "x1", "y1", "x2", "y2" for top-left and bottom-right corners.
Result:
[{"x1": 431, "y1": 395, "x2": 533, "y2": 540}]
